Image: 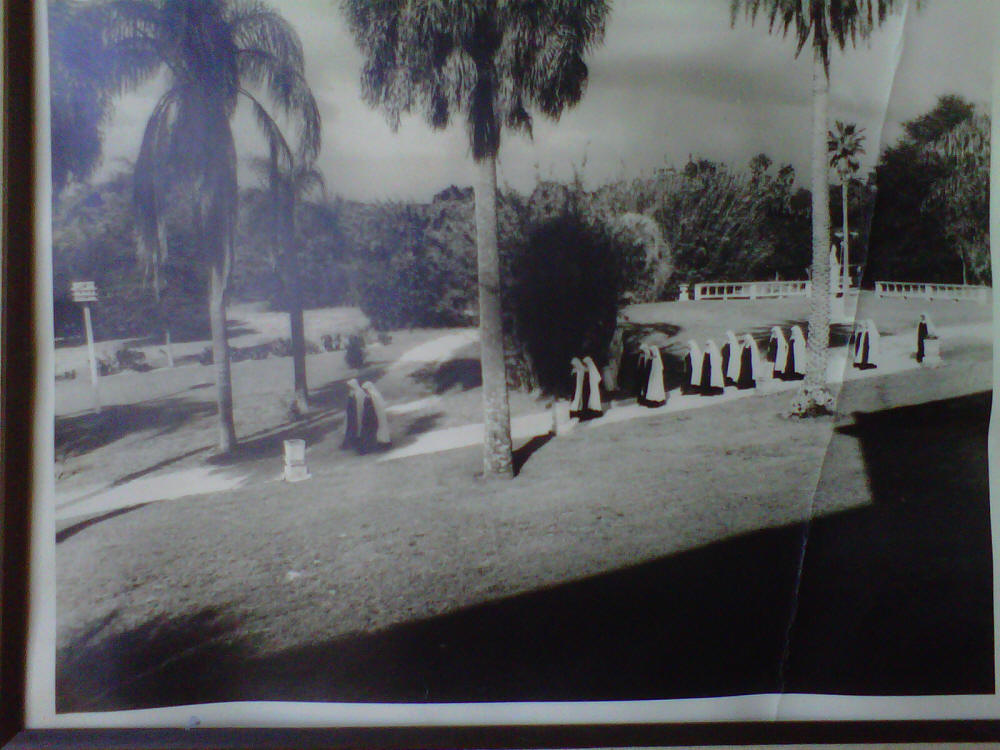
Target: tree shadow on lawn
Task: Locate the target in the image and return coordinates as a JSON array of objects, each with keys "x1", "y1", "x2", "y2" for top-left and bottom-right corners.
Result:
[
  {"x1": 57, "y1": 608, "x2": 248, "y2": 713},
  {"x1": 55, "y1": 399, "x2": 217, "y2": 459},
  {"x1": 56, "y1": 392, "x2": 993, "y2": 711},
  {"x1": 409, "y1": 359, "x2": 482, "y2": 394}
]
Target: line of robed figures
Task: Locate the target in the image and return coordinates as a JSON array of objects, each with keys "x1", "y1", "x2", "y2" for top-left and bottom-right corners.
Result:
[{"x1": 567, "y1": 324, "x2": 842, "y2": 418}]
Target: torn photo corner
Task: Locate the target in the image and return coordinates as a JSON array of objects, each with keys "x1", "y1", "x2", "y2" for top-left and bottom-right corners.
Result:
[{"x1": 24, "y1": 0, "x2": 999, "y2": 730}]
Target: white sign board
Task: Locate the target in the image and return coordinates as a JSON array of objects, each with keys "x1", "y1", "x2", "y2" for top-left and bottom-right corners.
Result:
[{"x1": 70, "y1": 280, "x2": 98, "y2": 303}]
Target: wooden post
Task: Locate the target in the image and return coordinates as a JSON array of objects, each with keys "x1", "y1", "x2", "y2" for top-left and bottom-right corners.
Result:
[{"x1": 83, "y1": 303, "x2": 100, "y2": 412}]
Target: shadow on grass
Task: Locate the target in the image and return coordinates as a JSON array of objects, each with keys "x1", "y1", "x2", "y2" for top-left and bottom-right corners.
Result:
[
  {"x1": 56, "y1": 503, "x2": 150, "y2": 544},
  {"x1": 56, "y1": 392, "x2": 993, "y2": 711},
  {"x1": 784, "y1": 390, "x2": 993, "y2": 695},
  {"x1": 57, "y1": 608, "x2": 248, "y2": 713},
  {"x1": 55, "y1": 399, "x2": 217, "y2": 459},
  {"x1": 410, "y1": 359, "x2": 482, "y2": 394},
  {"x1": 513, "y1": 433, "x2": 554, "y2": 476}
]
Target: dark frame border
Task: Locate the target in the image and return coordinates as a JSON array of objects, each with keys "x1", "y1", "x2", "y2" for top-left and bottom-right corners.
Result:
[
  {"x1": 2, "y1": 0, "x2": 998, "y2": 745},
  {"x1": 3, "y1": 0, "x2": 38, "y2": 744}
]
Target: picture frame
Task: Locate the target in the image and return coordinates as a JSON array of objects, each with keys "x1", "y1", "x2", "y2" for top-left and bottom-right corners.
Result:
[{"x1": 3, "y1": 0, "x2": 999, "y2": 745}]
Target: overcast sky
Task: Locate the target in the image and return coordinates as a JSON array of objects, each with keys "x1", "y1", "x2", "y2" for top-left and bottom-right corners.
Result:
[{"x1": 90, "y1": 0, "x2": 995, "y2": 202}]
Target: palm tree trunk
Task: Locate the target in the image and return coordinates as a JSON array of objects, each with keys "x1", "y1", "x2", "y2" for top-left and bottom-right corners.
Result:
[
  {"x1": 474, "y1": 153, "x2": 514, "y2": 478},
  {"x1": 287, "y1": 263, "x2": 309, "y2": 413},
  {"x1": 210, "y1": 261, "x2": 237, "y2": 453},
  {"x1": 842, "y1": 180, "x2": 850, "y2": 293},
  {"x1": 803, "y1": 46, "x2": 832, "y2": 403}
]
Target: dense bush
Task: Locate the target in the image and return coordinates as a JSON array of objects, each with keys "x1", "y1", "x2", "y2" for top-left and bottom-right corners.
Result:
[
  {"x1": 345, "y1": 333, "x2": 366, "y2": 369},
  {"x1": 352, "y1": 201, "x2": 476, "y2": 330},
  {"x1": 506, "y1": 210, "x2": 644, "y2": 395}
]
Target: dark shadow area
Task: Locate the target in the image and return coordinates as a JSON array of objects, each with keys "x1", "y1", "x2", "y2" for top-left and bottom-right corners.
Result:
[
  {"x1": 224, "y1": 321, "x2": 257, "y2": 338},
  {"x1": 410, "y1": 359, "x2": 482, "y2": 394},
  {"x1": 56, "y1": 393, "x2": 993, "y2": 710},
  {"x1": 57, "y1": 609, "x2": 249, "y2": 713},
  {"x1": 58, "y1": 524, "x2": 806, "y2": 711},
  {"x1": 512, "y1": 433, "x2": 555, "y2": 476},
  {"x1": 401, "y1": 413, "x2": 444, "y2": 438},
  {"x1": 55, "y1": 504, "x2": 150, "y2": 544},
  {"x1": 55, "y1": 399, "x2": 217, "y2": 459},
  {"x1": 784, "y1": 391, "x2": 993, "y2": 695}
]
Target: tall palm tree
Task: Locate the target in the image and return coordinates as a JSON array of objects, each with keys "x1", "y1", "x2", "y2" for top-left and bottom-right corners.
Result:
[
  {"x1": 342, "y1": 0, "x2": 610, "y2": 477},
  {"x1": 102, "y1": 0, "x2": 321, "y2": 452},
  {"x1": 731, "y1": 0, "x2": 904, "y2": 415},
  {"x1": 248, "y1": 155, "x2": 326, "y2": 413},
  {"x1": 828, "y1": 120, "x2": 865, "y2": 293}
]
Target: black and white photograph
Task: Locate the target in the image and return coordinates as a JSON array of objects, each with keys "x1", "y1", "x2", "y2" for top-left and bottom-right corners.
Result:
[{"x1": 28, "y1": 0, "x2": 997, "y2": 726}]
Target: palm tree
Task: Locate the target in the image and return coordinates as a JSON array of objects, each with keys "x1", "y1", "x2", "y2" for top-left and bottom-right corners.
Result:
[
  {"x1": 731, "y1": 0, "x2": 904, "y2": 415},
  {"x1": 248, "y1": 155, "x2": 326, "y2": 413},
  {"x1": 102, "y1": 0, "x2": 321, "y2": 452},
  {"x1": 828, "y1": 120, "x2": 865, "y2": 294},
  {"x1": 342, "y1": 0, "x2": 610, "y2": 477}
]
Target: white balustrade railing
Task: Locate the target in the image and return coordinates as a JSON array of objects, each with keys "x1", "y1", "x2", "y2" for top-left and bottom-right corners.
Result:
[
  {"x1": 691, "y1": 280, "x2": 812, "y2": 301},
  {"x1": 874, "y1": 281, "x2": 990, "y2": 303}
]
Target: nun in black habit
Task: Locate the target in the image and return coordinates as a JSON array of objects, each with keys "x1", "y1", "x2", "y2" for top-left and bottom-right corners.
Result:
[
  {"x1": 359, "y1": 381, "x2": 391, "y2": 454},
  {"x1": 341, "y1": 378, "x2": 366, "y2": 450},
  {"x1": 917, "y1": 313, "x2": 938, "y2": 362}
]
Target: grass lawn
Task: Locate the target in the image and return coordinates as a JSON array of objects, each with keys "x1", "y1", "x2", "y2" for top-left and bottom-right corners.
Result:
[
  {"x1": 50, "y1": 294, "x2": 993, "y2": 710},
  {"x1": 53, "y1": 296, "x2": 993, "y2": 711}
]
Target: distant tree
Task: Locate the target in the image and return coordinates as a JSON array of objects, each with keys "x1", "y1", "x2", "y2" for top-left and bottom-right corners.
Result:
[
  {"x1": 923, "y1": 109, "x2": 991, "y2": 285},
  {"x1": 101, "y1": 0, "x2": 321, "y2": 453},
  {"x1": 828, "y1": 120, "x2": 865, "y2": 290},
  {"x1": 731, "y1": 0, "x2": 907, "y2": 416},
  {"x1": 749, "y1": 152, "x2": 773, "y2": 178},
  {"x1": 868, "y1": 95, "x2": 983, "y2": 285},
  {"x1": 343, "y1": 0, "x2": 610, "y2": 478}
]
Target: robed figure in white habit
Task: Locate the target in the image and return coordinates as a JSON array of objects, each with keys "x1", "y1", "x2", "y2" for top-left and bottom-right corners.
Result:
[
  {"x1": 683, "y1": 340, "x2": 703, "y2": 394},
  {"x1": 341, "y1": 378, "x2": 366, "y2": 450},
  {"x1": 917, "y1": 313, "x2": 938, "y2": 363},
  {"x1": 582, "y1": 356, "x2": 604, "y2": 418},
  {"x1": 723, "y1": 330, "x2": 741, "y2": 385},
  {"x1": 634, "y1": 344, "x2": 651, "y2": 402},
  {"x1": 640, "y1": 345, "x2": 667, "y2": 407},
  {"x1": 700, "y1": 340, "x2": 725, "y2": 395},
  {"x1": 768, "y1": 326, "x2": 789, "y2": 380},
  {"x1": 737, "y1": 334, "x2": 761, "y2": 389},
  {"x1": 569, "y1": 357, "x2": 587, "y2": 419},
  {"x1": 359, "y1": 381, "x2": 391, "y2": 453},
  {"x1": 787, "y1": 325, "x2": 807, "y2": 379}
]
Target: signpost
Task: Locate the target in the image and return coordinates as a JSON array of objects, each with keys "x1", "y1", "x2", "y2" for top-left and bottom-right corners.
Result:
[{"x1": 71, "y1": 281, "x2": 101, "y2": 412}]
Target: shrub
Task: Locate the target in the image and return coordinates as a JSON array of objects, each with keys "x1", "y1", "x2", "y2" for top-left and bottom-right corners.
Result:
[
  {"x1": 506, "y1": 210, "x2": 644, "y2": 395},
  {"x1": 345, "y1": 333, "x2": 366, "y2": 369},
  {"x1": 114, "y1": 345, "x2": 147, "y2": 372},
  {"x1": 269, "y1": 338, "x2": 294, "y2": 358}
]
